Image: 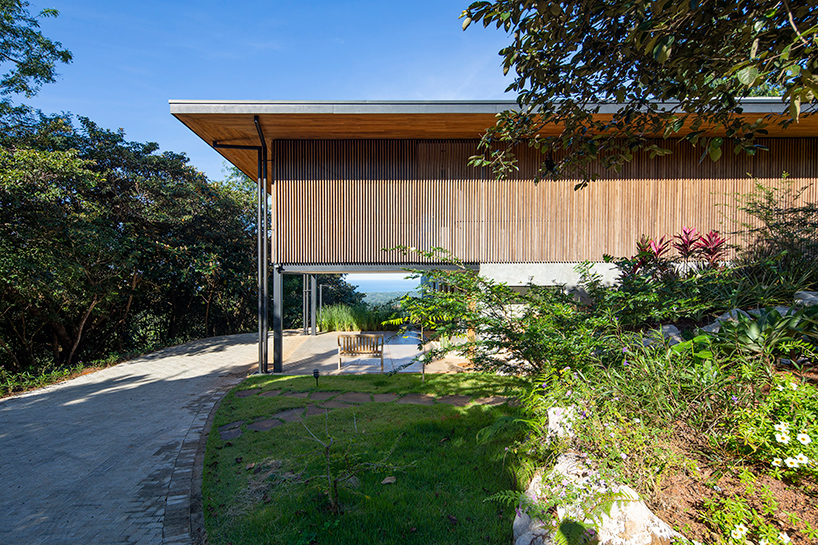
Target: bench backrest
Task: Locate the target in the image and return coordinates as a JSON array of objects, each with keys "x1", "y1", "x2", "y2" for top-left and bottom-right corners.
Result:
[{"x1": 338, "y1": 334, "x2": 384, "y2": 354}]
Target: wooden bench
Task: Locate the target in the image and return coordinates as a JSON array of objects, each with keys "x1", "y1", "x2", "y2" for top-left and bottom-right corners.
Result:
[{"x1": 337, "y1": 333, "x2": 385, "y2": 372}]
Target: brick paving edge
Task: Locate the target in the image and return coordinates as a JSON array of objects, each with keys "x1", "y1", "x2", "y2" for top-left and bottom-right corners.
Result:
[{"x1": 163, "y1": 378, "x2": 242, "y2": 545}]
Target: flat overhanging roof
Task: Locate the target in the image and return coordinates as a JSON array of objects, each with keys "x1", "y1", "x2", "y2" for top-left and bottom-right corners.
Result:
[{"x1": 169, "y1": 99, "x2": 818, "y2": 180}]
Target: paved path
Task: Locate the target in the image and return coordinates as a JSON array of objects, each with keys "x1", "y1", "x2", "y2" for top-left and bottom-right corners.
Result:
[
  {"x1": 284, "y1": 330, "x2": 468, "y2": 375},
  {"x1": 218, "y1": 388, "x2": 514, "y2": 440},
  {"x1": 0, "y1": 330, "x2": 462, "y2": 545},
  {"x1": 0, "y1": 333, "x2": 268, "y2": 545}
]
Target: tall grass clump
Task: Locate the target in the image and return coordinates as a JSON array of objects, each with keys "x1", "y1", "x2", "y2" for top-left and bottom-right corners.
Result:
[{"x1": 317, "y1": 304, "x2": 398, "y2": 332}]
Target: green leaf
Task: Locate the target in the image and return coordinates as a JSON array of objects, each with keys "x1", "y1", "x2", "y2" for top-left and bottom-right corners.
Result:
[
  {"x1": 736, "y1": 66, "x2": 758, "y2": 86},
  {"x1": 789, "y1": 94, "x2": 801, "y2": 121}
]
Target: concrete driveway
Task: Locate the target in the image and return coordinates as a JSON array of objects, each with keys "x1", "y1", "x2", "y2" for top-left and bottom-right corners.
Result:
[
  {"x1": 0, "y1": 330, "x2": 460, "y2": 544},
  {"x1": 0, "y1": 333, "x2": 265, "y2": 545}
]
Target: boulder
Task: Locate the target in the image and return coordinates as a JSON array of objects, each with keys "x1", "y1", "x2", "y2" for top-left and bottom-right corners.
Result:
[
  {"x1": 512, "y1": 409, "x2": 689, "y2": 545},
  {"x1": 699, "y1": 309, "x2": 750, "y2": 334},
  {"x1": 546, "y1": 406, "x2": 576, "y2": 439},
  {"x1": 513, "y1": 452, "x2": 685, "y2": 545},
  {"x1": 643, "y1": 325, "x2": 683, "y2": 347},
  {"x1": 794, "y1": 291, "x2": 818, "y2": 307},
  {"x1": 747, "y1": 306, "x2": 792, "y2": 317}
]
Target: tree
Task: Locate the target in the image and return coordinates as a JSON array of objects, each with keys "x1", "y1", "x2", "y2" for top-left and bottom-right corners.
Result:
[
  {"x1": 462, "y1": 1, "x2": 818, "y2": 187},
  {"x1": 0, "y1": 1, "x2": 72, "y2": 109},
  {"x1": 0, "y1": 114, "x2": 258, "y2": 371}
]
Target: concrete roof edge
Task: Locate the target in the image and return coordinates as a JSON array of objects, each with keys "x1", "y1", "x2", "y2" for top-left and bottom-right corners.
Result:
[
  {"x1": 168, "y1": 100, "x2": 517, "y2": 115},
  {"x1": 169, "y1": 98, "x2": 791, "y2": 116}
]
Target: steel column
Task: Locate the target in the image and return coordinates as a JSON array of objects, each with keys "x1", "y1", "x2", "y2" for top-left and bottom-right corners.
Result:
[
  {"x1": 310, "y1": 275, "x2": 317, "y2": 336},
  {"x1": 302, "y1": 274, "x2": 308, "y2": 335},
  {"x1": 272, "y1": 264, "x2": 283, "y2": 373},
  {"x1": 256, "y1": 148, "x2": 264, "y2": 374},
  {"x1": 255, "y1": 116, "x2": 270, "y2": 374},
  {"x1": 212, "y1": 134, "x2": 272, "y2": 373}
]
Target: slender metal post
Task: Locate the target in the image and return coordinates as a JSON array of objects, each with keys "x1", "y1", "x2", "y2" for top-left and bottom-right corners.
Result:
[
  {"x1": 255, "y1": 115, "x2": 270, "y2": 374},
  {"x1": 213, "y1": 136, "x2": 270, "y2": 373},
  {"x1": 262, "y1": 143, "x2": 269, "y2": 373},
  {"x1": 272, "y1": 265, "x2": 283, "y2": 373},
  {"x1": 256, "y1": 148, "x2": 264, "y2": 374},
  {"x1": 310, "y1": 275, "x2": 317, "y2": 336},
  {"x1": 302, "y1": 274, "x2": 308, "y2": 335}
]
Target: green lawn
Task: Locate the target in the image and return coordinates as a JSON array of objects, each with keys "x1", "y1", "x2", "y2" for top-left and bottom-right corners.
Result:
[{"x1": 203, "y1": 373, "x2": 529, "y2": 545}]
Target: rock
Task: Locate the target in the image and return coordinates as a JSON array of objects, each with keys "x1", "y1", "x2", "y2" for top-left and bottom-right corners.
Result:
[
  {"x1": 795, "y1": 291, "x2": 818, "y2": 307},
  {"x1": 513, "y1": 452, "x2": 685, "y2": 545},
  {"x1": 716, "y1": 309, "x2": 751, "y2": 321},
  {"x1": 747, "y1": 306, "x2": 792, "y2": 317},
  {"x1": 547, "y1": 406, "x2": 576, "y2": 439},
  {"x1": 643, "y1": 325, "x2": 683, "y2": 347},
  {"x1": 698, "y1": 309, "x2": 751, "y2": 334}
]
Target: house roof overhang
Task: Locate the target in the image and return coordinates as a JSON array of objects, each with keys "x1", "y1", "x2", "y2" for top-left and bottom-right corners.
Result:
[{"x1": 169, "y1": 99, "x2": 818, "y2": 181}]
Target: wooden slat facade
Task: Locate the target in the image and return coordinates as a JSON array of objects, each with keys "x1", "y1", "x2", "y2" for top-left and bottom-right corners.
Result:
[{"x1": 270, "y1": 138, "x2": 818, "y2": 265}]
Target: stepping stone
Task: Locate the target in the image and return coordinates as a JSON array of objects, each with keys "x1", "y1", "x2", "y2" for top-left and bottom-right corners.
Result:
[
  {"x1": 310, "y1": 391, "x2": 340, "y2": 401},
  {"x1": 335, "y1": 392, "x2": 372, "y2": 404},
  {"x1": 246, "y1": 419, "x2": 283, "y2": 432},
  {"x1": 318, "y1": 400, "x2": 352, "y2": 409},
  {"x1": 220, "y1": 428, "x2": 243, "y2": 440},
  {"x1": 272, "y1": 408, "x2": 304, "y2": 423},
  {"x1": 218, "y1": 421, "x2": 245, "y2": 433},
  {"x1": 436, "y1": 395, "x2": 471, "y2": 406},
  {"x1": 235, "y1": 388, "x2": 261, "y2": 398},
  {"x1": 372, "y1": 393, "x2": 398, "y2": 403},
  {"x1": 260, "y1": 389, "x2": 282, "y2": 397},
  {"x1": 473, "y1": 396, "x2": 516, "y2": 407},
  {"x1": 304, "y1": 405, "x2": 327, "y2": 417},
  {"x1": 396, "y1": 394, "x2": 436, "y2": 405},
  {"x1": 280, "y1": 391, "x2": 310, "y2": 399}
]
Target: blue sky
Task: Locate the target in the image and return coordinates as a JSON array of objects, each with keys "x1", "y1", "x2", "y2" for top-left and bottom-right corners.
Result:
[
  {"x1": 24, "y1": 0, "x2": 513, "y2": 180},
  {"x1": 22, "y1": 1, "x2": 513, "y2": 292}
]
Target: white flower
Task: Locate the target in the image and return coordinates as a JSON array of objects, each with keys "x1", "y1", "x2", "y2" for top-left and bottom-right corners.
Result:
[
  {"x1": 796, "y1": 433, "x2": 812, "y2": 445},
  {"x1": 775, "y1": 432, "x2": 791, "y2": 444},
  {"x1": 776, "y1": 384, "x2": 785, "y2": 391},
  {"x1": 774, "y1": 422, "x2": 789, "y2": 433},
  {"x1": 789, "y1": 382, "x2": 798, "y2": 390},
  {"x1": 784, "y1": 457, "x2": 799, "y2": 468},
  {"x1": 772, "y1": 458, "x2": 782, "y2": 467},
  {"x1": 795, "y1": 453, "x2": 809, "y2": 465},
  {"x1": 759, "y1": 539, "x2": 769, "y2": 545},
  {"x1": 632, "y1": 418, "x2": 641, "y2": 423},
  {"x1": 779, "y1": 532, "x2": 791, "y2": 544},
  {"x1": 730, "y1": 524, "x2": 748, "y2": 539}
]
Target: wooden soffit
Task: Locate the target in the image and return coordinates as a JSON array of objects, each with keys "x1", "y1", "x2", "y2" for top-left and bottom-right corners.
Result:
[{"x1": 169, "y1": 99, "x2": 818, "y2": 182}]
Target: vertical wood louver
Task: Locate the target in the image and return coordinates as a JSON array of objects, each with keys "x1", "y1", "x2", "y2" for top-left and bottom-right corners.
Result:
[{"x1": 270, "y1": 138, "x2": 818, "y2": 265}]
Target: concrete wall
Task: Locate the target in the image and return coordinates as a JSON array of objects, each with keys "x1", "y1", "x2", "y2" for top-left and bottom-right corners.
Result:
[{"x1": 479, "y1": 262, "x2": 620, "y2": 289}]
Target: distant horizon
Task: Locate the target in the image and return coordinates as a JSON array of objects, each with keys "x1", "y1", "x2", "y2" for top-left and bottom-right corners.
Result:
[{"x1": 346, "y1": 273, "x2": 419, "y2": 294}]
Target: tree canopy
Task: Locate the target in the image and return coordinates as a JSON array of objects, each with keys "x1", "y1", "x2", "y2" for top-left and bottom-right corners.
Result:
[
  {"x1": 0, "y1": 1, "x2": 71, "y2": 108},
  {"x1": 462, "y1": 0, "x2": 818, "y2": 187},
  {"x1": 0, "y1": 114, "x2": 260, "y2": 371}
]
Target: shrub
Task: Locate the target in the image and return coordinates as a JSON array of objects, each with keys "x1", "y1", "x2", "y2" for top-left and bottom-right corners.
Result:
[
  {"x1": 732, "y1": 174, "x2": 818, "y2": 290},
  {"x1": 317, "y1": 304, "x2": 398, "y2": 332},
  {"x1": 724, "y1": 373, "x2": 818, "y2": 480},
  {"x1": 388, "y1": 247, "x2": 609, "y2": 376}
]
